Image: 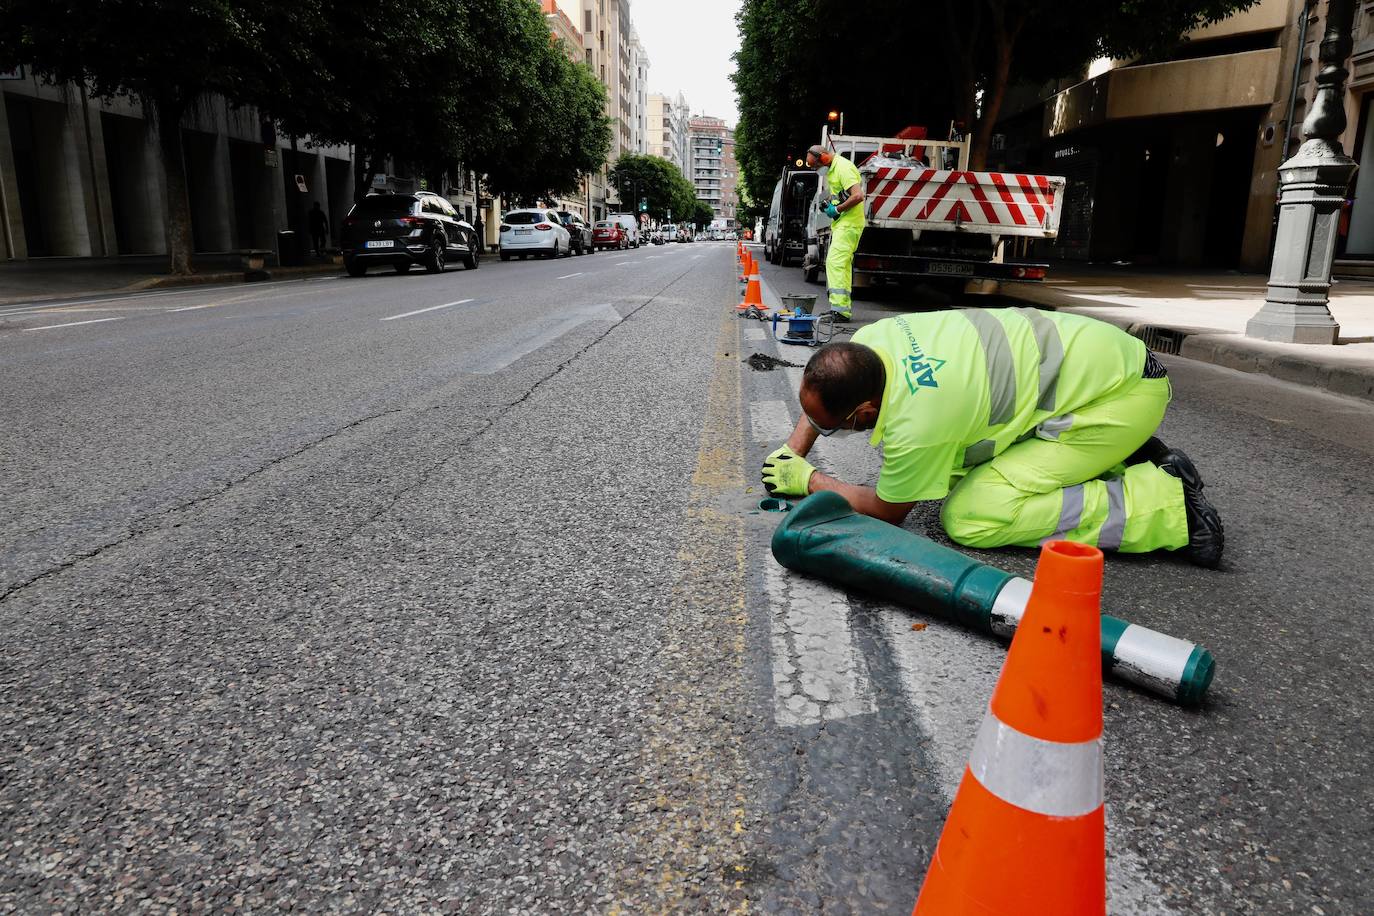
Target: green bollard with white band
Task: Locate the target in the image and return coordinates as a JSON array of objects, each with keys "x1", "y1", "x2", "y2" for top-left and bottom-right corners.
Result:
[{"x1": 771, "y1": 491, "x2": 1215, "y2": 705}]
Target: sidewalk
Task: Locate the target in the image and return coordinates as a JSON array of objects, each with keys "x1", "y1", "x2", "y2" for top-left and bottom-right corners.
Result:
[
  {"x1": 745, "y1": 250, "x2": 1374, "y2": 403},
  {"x1": 996, "y1": 265, "x2": 1374, "y2": 403},
  {"x1": 0, "y1": 255, "x2": 341, "y2": 305}
]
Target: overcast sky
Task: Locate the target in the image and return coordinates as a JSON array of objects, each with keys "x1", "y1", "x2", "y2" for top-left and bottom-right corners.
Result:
[{"x1": 634, "y1": 0, "x2": 741, "y2": 125}]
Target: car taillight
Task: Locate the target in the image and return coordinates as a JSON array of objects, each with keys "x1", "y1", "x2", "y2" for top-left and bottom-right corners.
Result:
[
  {"x1": 401, "y1": 217, "x2": 422, "y2": 226},
  {"x1": 1024, "y1": 267, "x2": 1045, "y2": 280},
  {"x1": 343, "y1": 217, "x2": 357, "y2": 226},
  {"x1": 536, "y1": 223, "x2": 552, "y2": 230},
  {"x1": 500, "y1": 225, "x2": 511, "y2": 232}
]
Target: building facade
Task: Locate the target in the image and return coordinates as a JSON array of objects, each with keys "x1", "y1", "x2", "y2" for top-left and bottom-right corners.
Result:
[
  {"x1": 986, "y1": 0, "x2": 1374, "y2": 272},
  {"x1": 648, "y1": 91, "x2": 690, "y2": 175},
  {"x1": 631, "y1": 32, "x2": 650, "y2": 156},
  {"x1": 688, "y1": 115, "x2": 738, "y2": 227},
  {"x1": 0, "y1": 76, "x2": 354, "y2": 263}
]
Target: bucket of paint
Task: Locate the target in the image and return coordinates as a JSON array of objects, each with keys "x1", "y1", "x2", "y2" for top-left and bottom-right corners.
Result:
[{"x1": 781, "y1": 294, "x2": 817, "y2": 315}]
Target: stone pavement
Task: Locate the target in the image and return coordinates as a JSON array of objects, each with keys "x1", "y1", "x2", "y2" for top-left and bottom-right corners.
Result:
[
  {"x1": 995, "y1": 264, "x2": 1374, "y2": 403},
  {"x1": 0, "y1": 255, "x2": 340, "y2": 305}
]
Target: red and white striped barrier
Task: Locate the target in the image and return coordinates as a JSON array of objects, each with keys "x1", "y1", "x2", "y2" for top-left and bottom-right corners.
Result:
[{"x1": 863, "y1": 167, "x2": 1066, "y2": 237}]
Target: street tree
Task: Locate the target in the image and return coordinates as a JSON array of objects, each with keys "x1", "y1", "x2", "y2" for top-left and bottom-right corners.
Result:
[
  {"x1": 0, "y1": 0, "x2": 323, "y2": 275},
  {"x1": 692, "y1": 200, "x2": 716, "y2": 230},
  {"x1": 936, "y1": 0, "x2": 1258, "y2": 168},
  {"x1": 609, "y1": 154, "x2": 698, "y2": 223}
]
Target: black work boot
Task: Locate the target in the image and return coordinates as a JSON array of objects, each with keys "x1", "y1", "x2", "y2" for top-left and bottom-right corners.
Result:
[
  {"x1": 1128, "y1": 436, "x2": 1207, "y2": 490},
  {"x1": 1155, "y1": 447, "x2": 1223, "y2": 568}
]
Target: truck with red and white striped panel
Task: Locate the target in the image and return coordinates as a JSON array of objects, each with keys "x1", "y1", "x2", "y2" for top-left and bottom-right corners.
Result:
[{"x1": 802, "y1": 127, "x2": 1066, "y2": 293}]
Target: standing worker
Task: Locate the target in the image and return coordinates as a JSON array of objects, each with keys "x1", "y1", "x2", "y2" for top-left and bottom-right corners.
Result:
[
  {"x1": 806, "y1": 143, "x2": 866, "y2": 321},
  {"x1": 760, "y1": 308, "x2": 1225, "y2": 567}
]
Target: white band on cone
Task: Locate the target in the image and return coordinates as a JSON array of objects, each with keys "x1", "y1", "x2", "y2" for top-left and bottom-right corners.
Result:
[{"x1": 967, "y1": 713, "x2": 1103, "y2": 818}]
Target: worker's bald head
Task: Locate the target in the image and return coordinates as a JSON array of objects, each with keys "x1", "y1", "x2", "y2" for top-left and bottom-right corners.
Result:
[{"x1": 802, "y1": 343, "x2": 885, "y2": 418}]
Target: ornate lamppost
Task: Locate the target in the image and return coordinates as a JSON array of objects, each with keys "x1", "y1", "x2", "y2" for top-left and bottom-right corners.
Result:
[{"x1": 1248, "y1": 0, "x2": 1356, "y2": 344}]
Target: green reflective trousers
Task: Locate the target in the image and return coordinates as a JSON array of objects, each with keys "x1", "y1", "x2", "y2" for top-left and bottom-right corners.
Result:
[
  {"x1": 940, "y1": 376, "x2": 1189, "y2": 553},
  {"x1": 825, "y1": 222, "x2": 863, "y2": 317}
]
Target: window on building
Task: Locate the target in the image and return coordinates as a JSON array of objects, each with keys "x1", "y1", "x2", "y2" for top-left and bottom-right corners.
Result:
[{"x1": 585, "y1": 10, "x2": 591, "y2": 31}]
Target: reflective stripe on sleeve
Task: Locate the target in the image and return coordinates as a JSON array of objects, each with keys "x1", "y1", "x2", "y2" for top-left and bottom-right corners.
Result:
[
  {"x1": 1098, "y1": 477, "x2": 1127, "y2": 550},
  {"x1": 967, "y1": 713, "x2": 1104, "y2": 818},
  {"x1": 1037, "y1": 413, "x2": 1074, "y2": 440},
  {"x1": 963, "y1": 438, "x2": 996, "y2": 467},
  {"x1": 1016, "y1": 307, "x2": 1064, "y2": 412},
  {"x1": 960, "y1": 309, "x2": 1017, "y2": 426},
  {"x1": 1050, "y1": 484, "x2": 1085, "y2": 541}
]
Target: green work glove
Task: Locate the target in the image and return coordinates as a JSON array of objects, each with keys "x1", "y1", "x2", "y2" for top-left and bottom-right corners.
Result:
[{"x1": 761, "y1": 445, "x2": 817, "y2": 497}]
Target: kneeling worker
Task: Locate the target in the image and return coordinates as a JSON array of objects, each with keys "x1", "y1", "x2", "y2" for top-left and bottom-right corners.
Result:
[{"x1": 761, "y1": 308, "x2": 1224, "y2": 567}]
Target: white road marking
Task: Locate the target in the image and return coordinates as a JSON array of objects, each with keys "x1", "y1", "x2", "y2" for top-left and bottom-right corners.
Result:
[
  {"x1": 766, "y1": 556, "x2": 876, "y2": 726},
  {"x1": 467, "y1": 303, "x2": 619, "y2": 374},
  {"x1": 750, "y1": 399, "x2": 794, "y2": 444},
  {"x1": 380, "y1": 298, "x2": 475, "y2": 322},
  {"x1": 1186, "y1": 283, "x2": 1263, "y2": 290},
  {"x1": 23, "y1": 316, "x2": 126, "y2": 332},
  {"x1": 169, "y1": 304, "x2": 215, "y2": 312},
  {"x1": 743, "y1": 326, "x2": 766, "y2": 342},
  {"x1": 1194, "y1": 290, "x2": 1260, "y2": 299},
  {"x1": 556, "y1": 272, "x2": 584, "y2": 279}
]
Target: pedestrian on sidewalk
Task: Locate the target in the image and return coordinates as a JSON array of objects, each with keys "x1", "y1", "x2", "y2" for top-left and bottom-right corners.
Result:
[
  {"x1": 806, "y1": 143, "x2": 866, "y2": 321},
  {"x1": 308, "y1": 202, "x2": 330, "y2": 257},
  {"x1": 761, "y1": 307, "x2": 1225, "y2": 567}
]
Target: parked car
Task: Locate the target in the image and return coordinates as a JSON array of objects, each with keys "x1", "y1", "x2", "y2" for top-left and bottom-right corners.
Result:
[
  {"x1": 592, "y1": 220, "x2": 628, "y2": 250},
  {"x1": 340, "y1": 191, "x2": 480, "y2": 277},
  {"x1": 499, "y1": 209, "x2": 571, "y2": 260},
  {"x1": 609, "y1": 213, "x2": 641, "y2": 248},
  {"x1": 558, "y1": 211, "x2": 594, "y2": 255}
]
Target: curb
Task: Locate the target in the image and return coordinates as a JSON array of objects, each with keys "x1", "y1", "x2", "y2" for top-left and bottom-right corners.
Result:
[{"x1": 997, "y1": 283, "x2": 1374, "y2": 405}]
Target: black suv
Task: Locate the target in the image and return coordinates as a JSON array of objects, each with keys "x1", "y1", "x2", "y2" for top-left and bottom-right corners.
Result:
[
  {"x1": 558, "y1": 211, "x2": 594, "y2": 255},
  {"x1": 340, "y1": 191, "x2": 480, "y2": 277}
]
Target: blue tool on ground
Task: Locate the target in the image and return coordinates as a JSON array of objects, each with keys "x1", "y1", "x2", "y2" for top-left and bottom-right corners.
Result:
[{"x1": 771, "y1": 294, "x2": 834, "y2": 347}]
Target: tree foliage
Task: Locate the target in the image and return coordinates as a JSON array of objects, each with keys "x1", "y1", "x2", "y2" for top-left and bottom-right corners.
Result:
[
  {"x1": 609, "y1": 153, "x2": 698, "y2": 222},
  {"x1": 733, "y1": 0, "x2": 1258, "y2": 196},
  {"x1": 0, "y1": 0, "x2": 612, "y2": 272}
]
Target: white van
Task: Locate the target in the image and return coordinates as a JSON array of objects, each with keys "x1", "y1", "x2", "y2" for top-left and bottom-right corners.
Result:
[{"x1": 609, "y1": 213, "x2": 641, "y2": 248}]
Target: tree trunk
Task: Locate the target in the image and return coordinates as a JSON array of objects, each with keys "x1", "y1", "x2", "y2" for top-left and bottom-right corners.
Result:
[
  {"x1": 969, "y1": 18, "x2": 1020, "y2": 171},
  {"x1": 152, "y1": 96, "x2": 193, "y2": 276}
]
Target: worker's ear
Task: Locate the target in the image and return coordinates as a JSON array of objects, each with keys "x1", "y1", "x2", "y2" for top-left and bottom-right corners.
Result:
[{"x1": 857, "y1": 399, "x2": 880, "y2": 428}]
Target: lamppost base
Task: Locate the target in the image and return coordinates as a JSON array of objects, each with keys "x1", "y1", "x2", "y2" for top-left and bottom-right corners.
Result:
[{"x1": 1245, "y1": 300, "x2": 1341, "y2": 344}]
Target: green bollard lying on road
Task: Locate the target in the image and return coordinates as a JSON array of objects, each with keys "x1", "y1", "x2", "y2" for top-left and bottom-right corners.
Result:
[{"x1": 770, "y1": 491, "x2": 1215, "y2": 706}]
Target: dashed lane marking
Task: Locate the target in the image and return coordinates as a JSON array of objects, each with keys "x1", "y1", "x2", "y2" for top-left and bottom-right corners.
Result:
[
  {"x1": 23, "y1": 316, "x2": 126, "y2": 332},
  {"x1": 556, "y1": 272, "x2": 584, "y2": 279},
  {"x1": 748, "y1": 399, "x2": 793, "y2": 445},
  {"x1": 380, "y1": 298, "x2": 475, "y2": 322}
]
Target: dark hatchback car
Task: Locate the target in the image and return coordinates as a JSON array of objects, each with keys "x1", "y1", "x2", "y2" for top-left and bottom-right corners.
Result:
[
  {"x1": 558, "y1": 211, "x2": 594, "y2": 255},
  {"x1": 340, "y1": 192, "x2": 480, "y2": 277}
]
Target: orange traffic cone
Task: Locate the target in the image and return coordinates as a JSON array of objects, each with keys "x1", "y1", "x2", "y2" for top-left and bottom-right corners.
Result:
[
  {"x1": 737, "y1": 265, "x2": 766, "y2": 311},
  {"x1": 913, "y1": 540, "x2": 1106, "y2": 916},
  {"x1": 739, "y1": 251, "x2": 754, "y2": 283}
]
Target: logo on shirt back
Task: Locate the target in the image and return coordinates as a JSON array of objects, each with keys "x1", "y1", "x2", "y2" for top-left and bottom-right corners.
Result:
[{"x1": 894, "y1": 317, "x2": 946, "y2": 393}]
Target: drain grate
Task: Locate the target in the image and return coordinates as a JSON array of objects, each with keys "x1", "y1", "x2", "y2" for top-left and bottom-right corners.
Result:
[{"x1": 1136, "y1": 325, "x2": 1186, "y2": 355}]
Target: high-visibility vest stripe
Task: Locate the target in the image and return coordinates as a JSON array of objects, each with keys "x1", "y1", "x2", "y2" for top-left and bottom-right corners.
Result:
[
  {"x1": 1015, "y1": 307, "x2": 1065, "y2": 412},
  {"x1": 967, "y1": 714, "x2": 1104, "y2": 818},
  {"x1": 959, "y1": 309, "x2": 1017, "y2": 427}
]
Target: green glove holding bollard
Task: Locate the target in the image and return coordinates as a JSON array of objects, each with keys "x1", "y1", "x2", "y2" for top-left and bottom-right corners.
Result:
[{"x1": 761, "y1": 445, "x2": 817, "y2": 497}]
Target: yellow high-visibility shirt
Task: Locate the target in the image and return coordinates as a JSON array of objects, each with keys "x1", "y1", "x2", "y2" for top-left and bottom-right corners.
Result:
[
  {"x1": 826, "y1": 154, "x2": 866, "y2": 229},
  {"x1": 852, "y1": 309, "x2": 1146, "y2": 503}
]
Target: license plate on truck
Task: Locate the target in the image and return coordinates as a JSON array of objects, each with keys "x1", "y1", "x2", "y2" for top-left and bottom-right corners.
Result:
[
  {"x1": 366, "y1": 240, "x2": 393, "y2": 249},
  {"x1": 929, "y1": 261, "x2": 973, "y2": 276}
]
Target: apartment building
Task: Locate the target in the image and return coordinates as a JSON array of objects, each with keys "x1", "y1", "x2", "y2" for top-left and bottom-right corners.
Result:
[
  {"x1": 688, "y1": 115, "x2": 738, "y2": 227},
  {"x1": 648, "y1": 92, "x2": 690, "y2": 175},
  {"x1": 631, "y1": 32, "x2": 650, "y2": 155}
]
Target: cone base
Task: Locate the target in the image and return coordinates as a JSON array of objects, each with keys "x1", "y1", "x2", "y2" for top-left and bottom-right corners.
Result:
[{"x1": 914, "y1": 770, "x2": 1105, "y2": 916}]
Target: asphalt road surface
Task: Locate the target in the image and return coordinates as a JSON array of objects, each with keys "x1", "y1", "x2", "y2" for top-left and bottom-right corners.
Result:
[{"x1": 1, "y1": 243, "x2": 1371, "y2": 913}]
